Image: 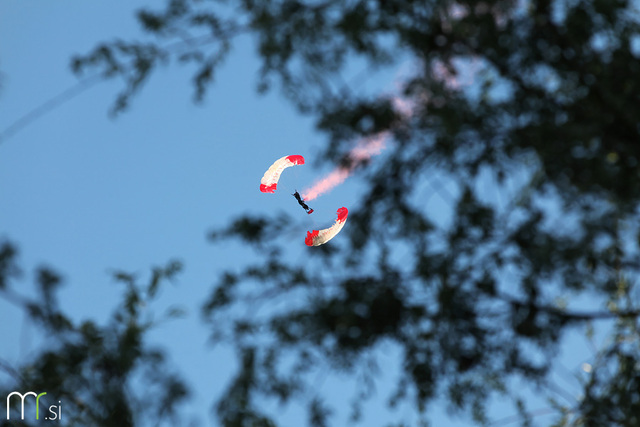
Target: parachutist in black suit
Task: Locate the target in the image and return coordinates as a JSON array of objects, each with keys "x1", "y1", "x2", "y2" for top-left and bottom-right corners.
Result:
[{"x1": 292, "y1": 191, "x2": 314, "y2": 214}]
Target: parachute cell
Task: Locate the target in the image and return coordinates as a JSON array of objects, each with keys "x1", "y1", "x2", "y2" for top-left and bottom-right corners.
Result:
[
  {"x1": 305, "y1": 207, "x2": 348, "y2": 246},
  {"x1": 260, "y1": 155, "x2": 305, "y2": 193}
]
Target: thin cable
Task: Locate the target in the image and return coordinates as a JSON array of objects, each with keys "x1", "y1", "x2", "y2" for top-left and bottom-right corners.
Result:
[
  {"x1": 0, "y1": 74, "x2": 103, "y2": 144},
  {"x1": 0, "y1": 28, "x2": 241, "y2": 146}
]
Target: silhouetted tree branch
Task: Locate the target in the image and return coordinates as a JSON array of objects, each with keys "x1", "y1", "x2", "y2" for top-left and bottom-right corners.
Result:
[
  {"x1": 3, "y1": 0, "x2": 640, "y2": 425},
  {"x1": 0, "y1": 241, "x2": 190, "y2": 427}
]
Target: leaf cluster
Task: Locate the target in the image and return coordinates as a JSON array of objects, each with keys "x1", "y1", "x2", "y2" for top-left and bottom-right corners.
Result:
[{"x1": 0, "y1": 242, "x2": 189, "y2": 427}]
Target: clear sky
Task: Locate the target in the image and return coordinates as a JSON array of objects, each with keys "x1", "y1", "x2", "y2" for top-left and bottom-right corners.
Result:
[{"x1": 0, "y1": 2, "x2": 599, "y2": 426}]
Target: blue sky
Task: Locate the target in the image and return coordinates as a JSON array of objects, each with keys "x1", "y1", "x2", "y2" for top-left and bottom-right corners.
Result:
[
  {"x1": 0, "y1": 2, "x2": 602, "y2": 426},
  {"x1": 0, "y1": 2, "x2": 415, "y2": 425},
  {"x1": 0, "y1": 1, "x2": 323, "y2": 424}
]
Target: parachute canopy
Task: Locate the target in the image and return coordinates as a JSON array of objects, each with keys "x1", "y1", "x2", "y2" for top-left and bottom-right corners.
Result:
[
  {"x1": 305, "y1": 207, "x2": 348, "y2": 246},
  {"x1": 260, "y1": 155, "x2": 305, "y2": 193}
]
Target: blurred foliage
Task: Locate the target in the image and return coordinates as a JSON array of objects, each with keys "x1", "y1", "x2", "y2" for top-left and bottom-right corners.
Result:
[
  {"x1": 0, "y1": 241, "x2": 189, "y2": 427},
  {"x1": 7, "y1": 0, "x2": 640, "y2": 425}
]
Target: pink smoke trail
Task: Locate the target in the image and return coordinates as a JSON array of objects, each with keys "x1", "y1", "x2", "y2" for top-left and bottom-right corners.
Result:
[
  {"x1": 432, "y1": 57, "x2": 481, "y2": 91},
  {"x1": 301, "y1": 95, "x2": 414, "y2": 201},
  {"x1": 301, "y1": 131, "x2": 389, "y2": 201},
  {"x1": 301, "y1": 55, "x2": 479, "y2": 202}
]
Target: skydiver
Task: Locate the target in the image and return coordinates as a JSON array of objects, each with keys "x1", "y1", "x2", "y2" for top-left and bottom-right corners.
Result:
[{"x1": 292, "y1": 191, "x2": 314, "y2": 214}]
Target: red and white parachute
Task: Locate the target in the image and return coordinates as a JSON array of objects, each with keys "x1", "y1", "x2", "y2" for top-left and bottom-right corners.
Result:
[
  {"x1": 260, "y1": 155, "x2": 305, "y2": 193},
  {"x1": 305, "y1": 207, "x2": 348, "y2": 246}
]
